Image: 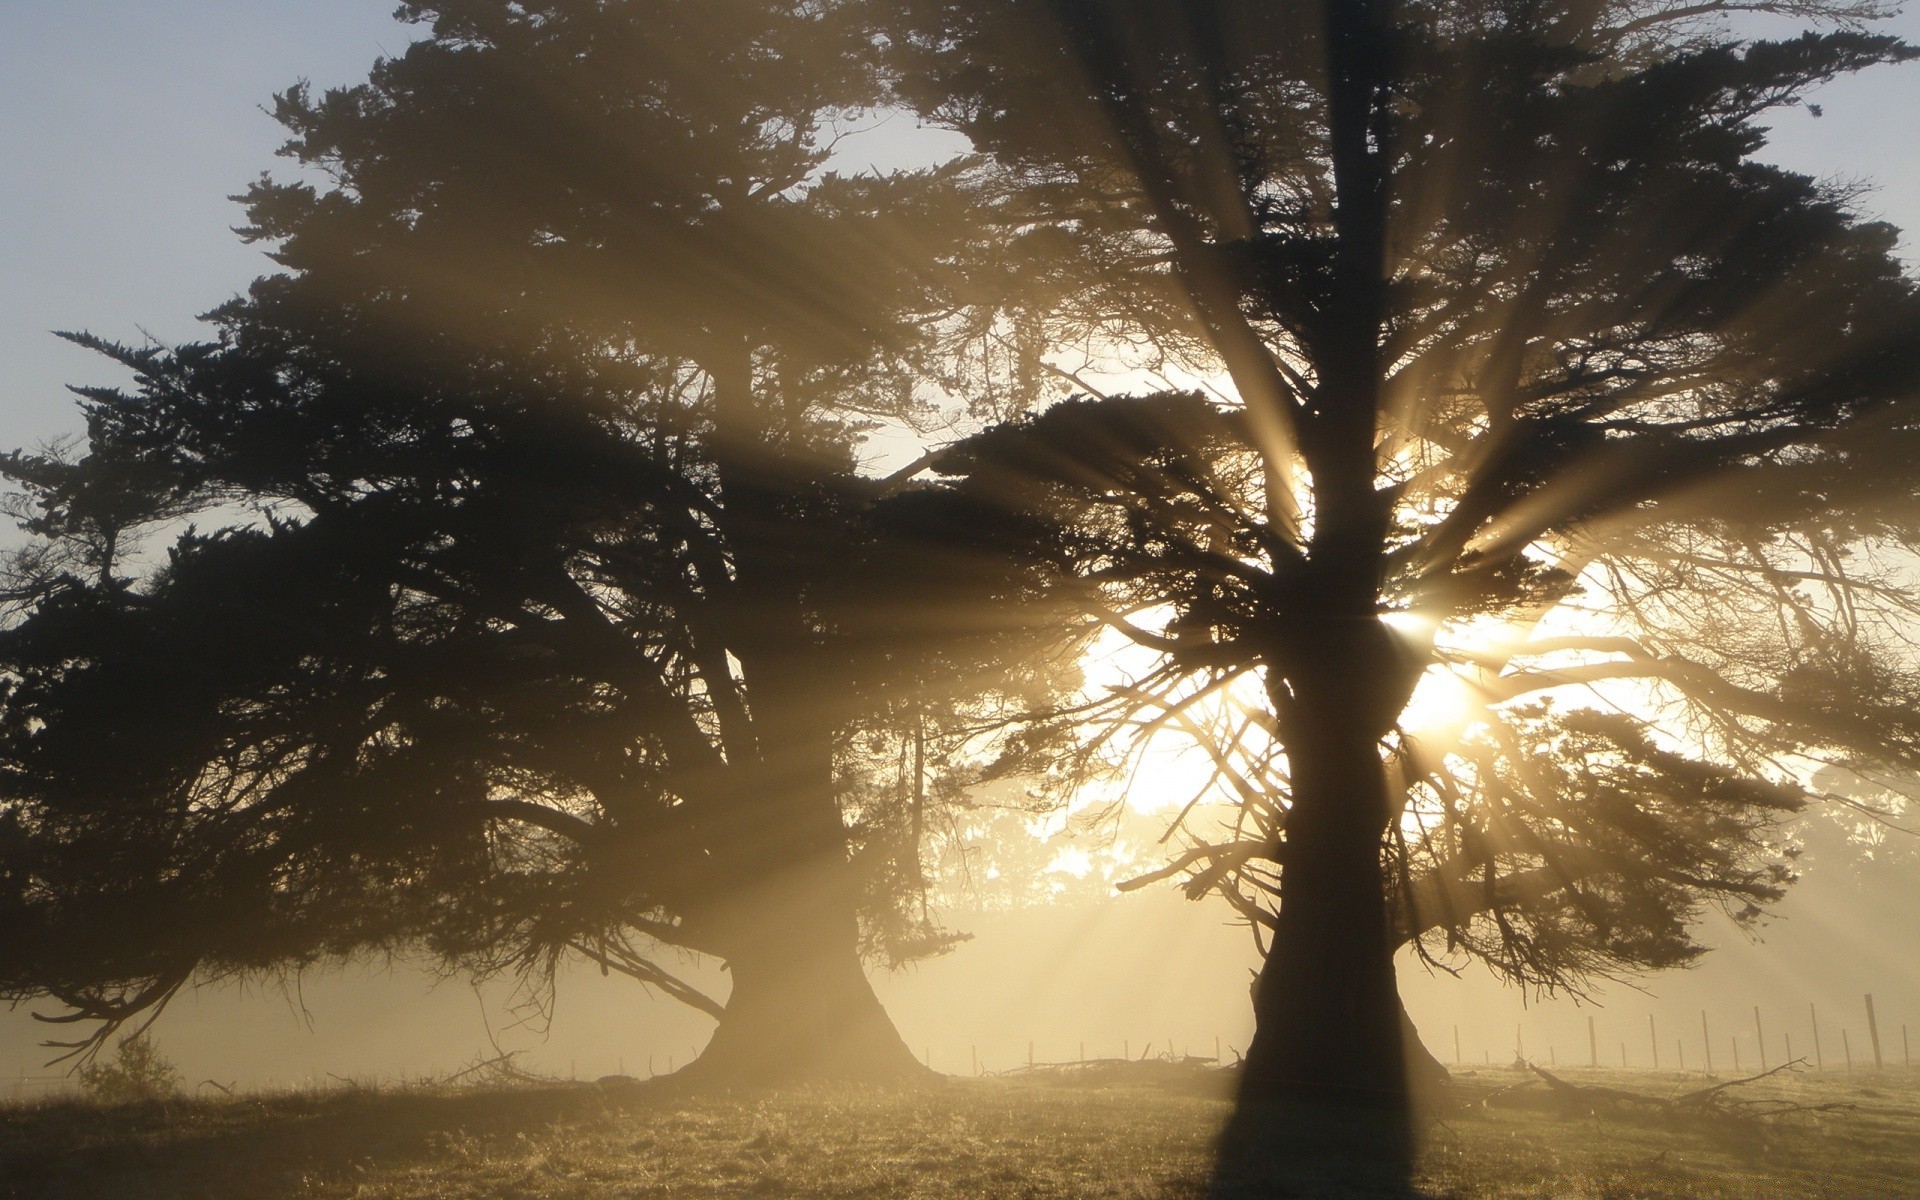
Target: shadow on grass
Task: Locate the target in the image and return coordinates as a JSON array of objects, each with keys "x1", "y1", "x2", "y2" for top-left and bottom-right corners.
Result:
[
  {"x1": 1207, "y1": 1097, "x2": 1448, "y2": 1200},
  {"x1": 0, "y1": 1079, "x2": 681, "y2": 1198},
  {"x1": 0, "y1": 1067, "x2": 1443, "y2": 1199}
]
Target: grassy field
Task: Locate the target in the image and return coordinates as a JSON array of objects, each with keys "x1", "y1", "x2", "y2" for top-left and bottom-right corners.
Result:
[{"x1": 2, "y1": 1063, "x2": 1916, "y2": 1198}]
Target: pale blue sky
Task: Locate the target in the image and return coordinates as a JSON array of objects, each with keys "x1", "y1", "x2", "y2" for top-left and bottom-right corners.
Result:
[
  {"x1": 4, "y1": 3, "x2": 1916, "y2": 452},
  {"x1": 2, "y1": 1, "x2": 414, "y2": 445}
]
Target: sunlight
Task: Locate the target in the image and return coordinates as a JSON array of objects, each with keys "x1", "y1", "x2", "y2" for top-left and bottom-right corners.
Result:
[
  {"x1": 1070, "y1": 621, "x2": 1249, "y2": 817},
  {"x1": 1117, "y1": 739, "x2": 1237, "y2": 815},
  {"x1": 1397, "y1": 665, "x2": 1482, "y2": 741},
  {"x1": 1044, "y1": 845, "x2": 1094, "y2": 878}
]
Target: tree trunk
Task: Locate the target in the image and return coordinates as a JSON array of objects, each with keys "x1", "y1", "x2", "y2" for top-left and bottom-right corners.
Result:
[
  {"x1": 1241, "y1": 713, "x2": 1405, "y2": 1103},
  {"x1": 679, "y1": 336, "x2": 928, "y2": 1087},
  {"x1": 1214, "y1": 677, "x2": 1419, "y2": 1196},
  {"x1": 676, "y1": 861, "x2": 929, "y2": 1086},
  {"x1": 1400, "y1": 997, "x2": 1452, "y2": 1109}
]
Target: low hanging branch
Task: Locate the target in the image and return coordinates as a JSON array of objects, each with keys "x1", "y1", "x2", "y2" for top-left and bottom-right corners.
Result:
[
  {"x1": 34, "y1": 968, "x2": 194, "y2": 1066},
  {"x1": 568, "y1": 937, "x2": 726, "y2": 1021}
]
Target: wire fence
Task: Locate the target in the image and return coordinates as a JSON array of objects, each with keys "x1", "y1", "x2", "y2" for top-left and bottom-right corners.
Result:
[
  {"x1": 7, "y1": 1074, "x2": 78, "y2": 1102},
  {"x1": 7, "y1": 993, "x2": 1910, "y2": 1101},
  {"x1": 1447, "y1": 992, "x2": 1914, "y2": 1076}
]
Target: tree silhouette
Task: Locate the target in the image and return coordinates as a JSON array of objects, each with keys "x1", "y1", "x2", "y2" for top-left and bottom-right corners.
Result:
[
  {"x1": 0, "y1": 0, "x2": 1074, "y2": 1084},
  {"x1": 883, "y1": 0, "x2": 1920, "y2": 1182}
]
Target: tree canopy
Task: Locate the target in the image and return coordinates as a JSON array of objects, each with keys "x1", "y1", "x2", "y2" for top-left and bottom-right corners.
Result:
[{"x1": 0, "y1": 0, "x2": 1077, "y2": 1081}]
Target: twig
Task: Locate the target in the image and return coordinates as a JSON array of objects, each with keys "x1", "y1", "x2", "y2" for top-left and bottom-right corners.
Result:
[{"x1": 1672, "y1": 1058, "x2": 1806, "y2": 1105}]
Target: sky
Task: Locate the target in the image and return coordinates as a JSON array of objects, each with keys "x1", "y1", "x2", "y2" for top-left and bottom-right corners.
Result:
[{"x1": 3, "y1": 2, "x2": 1920, "y2": 1091}]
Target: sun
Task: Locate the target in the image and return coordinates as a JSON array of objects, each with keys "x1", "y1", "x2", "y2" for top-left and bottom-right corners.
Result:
[
  {"x1": 1378, "y1": 611, "x2": 1491, "y2": 742},
  {"x1": 1397, "y1": 665, "x2": 1483, "y2": 741}
]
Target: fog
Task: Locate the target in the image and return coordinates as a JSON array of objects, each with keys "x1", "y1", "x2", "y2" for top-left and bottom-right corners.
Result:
[
  {"x1": 4, "y1": 0, "x2": 1920, "y2": 1145},
  {"x1": 7, "y1": 811, "x2": 1913, "y2": 1094}
]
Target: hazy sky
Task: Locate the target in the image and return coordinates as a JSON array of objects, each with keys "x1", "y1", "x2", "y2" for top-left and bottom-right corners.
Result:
[
  {"x1": 5, "y1": 2, "x2": 1917, "y2": 450},
  {"x1": 3, "y1": 3, "x2": 1920, "y2": 1090}
]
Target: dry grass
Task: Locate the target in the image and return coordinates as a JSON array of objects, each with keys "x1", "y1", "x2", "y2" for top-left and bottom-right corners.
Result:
[
  {"x1": 1424, "y1": 1065, "x2": 1920, "y2": 1198},
  {"x1": 1, "y1": 1064, "x2": 1915, "y2": 1198}
]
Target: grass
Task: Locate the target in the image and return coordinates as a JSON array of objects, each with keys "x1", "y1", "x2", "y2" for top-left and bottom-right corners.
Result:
[
  {"x1": 1426, "y1": 1065, "x2": 1920, "y2": 1198},
  {"x1": 1, "y1": 1063, "x2": 1916, "y2": 1198}
]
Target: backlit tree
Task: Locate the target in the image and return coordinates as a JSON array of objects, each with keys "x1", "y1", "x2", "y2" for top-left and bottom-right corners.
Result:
[
  {"x1": 883, "y1": 0, "x2": 1920, "y2": 1181},
  {"x1": 0, "y1": 0, "x2": 1075, "y2": 1083}
]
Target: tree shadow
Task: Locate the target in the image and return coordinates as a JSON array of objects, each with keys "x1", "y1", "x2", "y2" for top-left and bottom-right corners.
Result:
[
  {"x1": 1207, "y1": 1094, "x2": 1454, "y2": 1199},
  {"x1": 0, "y1": 1082, "x2": 656, "y2": 1198}
]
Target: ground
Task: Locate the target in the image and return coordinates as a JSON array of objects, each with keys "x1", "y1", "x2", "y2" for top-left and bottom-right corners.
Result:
[{"x1": 2, "y1": 1063, "x2": 1917, "y2": 1197}]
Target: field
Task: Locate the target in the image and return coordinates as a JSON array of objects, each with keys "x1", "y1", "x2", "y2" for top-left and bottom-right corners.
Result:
[{"x1": 2, "y1": 1064, "x2": 1917, "y2": 1198}]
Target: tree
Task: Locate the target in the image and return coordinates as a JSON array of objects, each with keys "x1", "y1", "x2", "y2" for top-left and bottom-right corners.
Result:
[
  {"x1": 0, "y1": 0, "x2": 1075, "y2": 1084},
  {"x1": 77, "y1": 1034, "x2": 183, "y2": 1106},
  {"x1": 881, "y1": 0, "x2": 1920, "y2": 1181}
]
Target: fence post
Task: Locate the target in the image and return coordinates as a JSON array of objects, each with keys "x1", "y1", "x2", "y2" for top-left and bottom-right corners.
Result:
[
  {"x1": 1754, "y1": 1007, "x2": 1766, "y2": 1072},
  {"x1": 1649, "y1": 1014, "x2": 1659, "y2": 1069},
  {"x1": 1843, "y1": 1029, "x2": 1853, "y2": 1073},
  {"x1": 1589, "y1": 1015, "x2": 1598, "y2": 1068},
  {"x1": 1865, "y1": 994, "x2": 1884, "y2": 1072},
  {"x1": 1811, "y1": 1002, "x2": 1824, "y2": 1071},
  {"x1": 1702, "y1": 1011, "x2": 1713, "y2": 1075}
]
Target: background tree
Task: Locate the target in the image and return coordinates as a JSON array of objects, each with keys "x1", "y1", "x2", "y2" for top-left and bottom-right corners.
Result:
[
  {"x1": 0, "y1": 0, "x2": 1077, "y2": 1084},
  {"x1": 883, "y1": 0, "x2": 1920, "y2": 1178}
]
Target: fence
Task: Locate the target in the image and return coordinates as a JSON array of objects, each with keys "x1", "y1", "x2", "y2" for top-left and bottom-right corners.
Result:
[
  {"x1": 7, "y1": 1074, "x2": 78, "y2": 1102},
  {"x1": 1446, "y1": 992, "x2": 1914, "y2": 1075}
]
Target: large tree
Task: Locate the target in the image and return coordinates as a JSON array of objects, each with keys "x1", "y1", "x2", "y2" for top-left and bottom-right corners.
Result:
[
  {"x1": 882, "y1": 0, "x2": 1920, "y2": 1182},
  {"x1": 0, "y1": 0, "x2": 1073, "y2": 1084}
]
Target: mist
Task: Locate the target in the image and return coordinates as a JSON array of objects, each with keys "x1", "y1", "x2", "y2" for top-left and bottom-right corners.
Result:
[{"x1": 7, "y1": 3, "x2": 1920, "y2": 1198}]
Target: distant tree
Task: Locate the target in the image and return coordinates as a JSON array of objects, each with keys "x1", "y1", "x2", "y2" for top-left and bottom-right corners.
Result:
[
  {"x1": 0, "y1": 0, "x2": 1075, "y2": 1084},
  {"x1": 76, "y1": 1035, "x2": 181, "y2": 1106},
  {"x1": 882, "y1": 0, "x2": 1920, "y2": 1176}
]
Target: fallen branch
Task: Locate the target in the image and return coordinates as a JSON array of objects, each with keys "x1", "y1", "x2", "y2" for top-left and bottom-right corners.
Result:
[
  {"x1": 1478, "y1": 1076, "x2": 1544, "y2": 1108},
  {"x1": 1524, "y1": 1060, "x2": 1854, "y2": 1124},
  {"x1": 1527, "y1": 1065, "x2": 1665, "y2": 1111},
  {"x1": 1671, "y1": 1058, "x2": 1803, "y2": 1106},
  {"x1": 432, "y1": 1050, "x2": 549, "y2": 1089}
]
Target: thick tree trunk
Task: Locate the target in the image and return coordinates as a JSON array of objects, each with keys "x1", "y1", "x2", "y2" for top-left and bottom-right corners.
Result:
[
  {"x1": 1400, "y1": 999, "x2": 1453, "y2": 1107},
  {"x1": 1238, "y1": 730, "x2": 1403, "y2": 1107},
  {"x1": 1213, "y1": 670, "x2": 1420, "y2": 1196},
  {"x1": 676, "y1": 862, "x2": 929, "y2": 1086},
  {"x1": 678, "y1": 337, "x2": 927, "y2": 1087}
]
